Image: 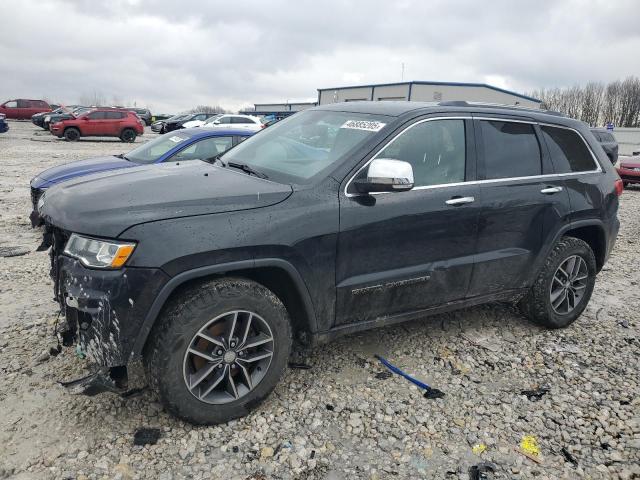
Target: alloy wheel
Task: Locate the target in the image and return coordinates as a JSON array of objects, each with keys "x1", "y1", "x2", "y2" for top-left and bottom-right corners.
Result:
[
  {"x1": 183, "y1": 310, "x2": 274, "y2": 404},
  {"x1": 549, "y1": 255, "x2": 589, "y2": 314}
]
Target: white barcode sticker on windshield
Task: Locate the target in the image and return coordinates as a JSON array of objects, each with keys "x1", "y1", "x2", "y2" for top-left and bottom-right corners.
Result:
[
  {"x1": 340, "y1": 120, "x2": 386, "y2": 132},
  {"x1": 169, "y1": 136, "x2": 183, "y2": 143}
]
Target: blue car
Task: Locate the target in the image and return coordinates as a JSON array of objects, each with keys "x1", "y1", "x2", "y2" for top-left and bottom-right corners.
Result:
[
  {"x1": 0, "y1": 113, "x2": 8, "y2": 133},
  {"x1": 30, "y1": 128, "x2": 253, "y2": 226}
]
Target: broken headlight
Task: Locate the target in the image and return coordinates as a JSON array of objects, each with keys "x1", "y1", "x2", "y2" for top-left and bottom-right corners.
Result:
[{"x1": 64, "y1": 233, "x2": 136, "y2": 269}]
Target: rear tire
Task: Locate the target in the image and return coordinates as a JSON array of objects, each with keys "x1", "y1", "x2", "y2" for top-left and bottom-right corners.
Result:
[
  {"x1": 64, "y1": 127, "x2": 80, "y2": 141},
  {"x1": 518, "y1": 237, "x2": 596, "y2": 329},
  {"x1": 120, "y1": 128, "x2": 136, "y2": 142},
  {"x1": 144, "y1": 277, "x2": 292, "y2": 425}
]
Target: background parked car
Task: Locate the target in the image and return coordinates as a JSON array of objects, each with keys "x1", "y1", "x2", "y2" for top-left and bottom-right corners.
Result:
[
  {"x1": 29, "y1": 128, "x2": 253, "y2": 225},
  {"x1": 50, "y1": 108, "x2": 144, "y2": 142},
  {"x1": 0, "y1": 113, "x2": 8, "y2": 133},
  {"x1": 151, "y1": 114, "x2": 187, "y2": 133},
  {"x1": 163, "y1": 113, "x2": 218, "y2": 133},
  {"x1": 0, "y1": 99, "x2": 51, "y2": 119},
  {"x1": 184, "y1": 113, "x2": 264, "y2": 131},
  {"x1": 616, "y1": 154, "x2": 640, "y2": 187},
  {"x1": 44, "y1": 107, "x2": 91, "y2": 130},
  {"x1": 131, "y1": 108, "x2": 152, "y2": 126},
  {"x1": 32, "y1": 105, "x2": 81, "y2": 129},
  {"x1": 590, "y1": 128, "x2": 618, "y2": 164}
]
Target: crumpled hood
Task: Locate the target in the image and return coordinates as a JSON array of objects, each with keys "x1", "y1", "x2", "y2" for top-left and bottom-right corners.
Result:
[
  {"x1": 32, "y1": 156, "x2": 133, "y2": 188},
  {"x1": 40, "y1": 161, "x2": 293, "y2": 238}
]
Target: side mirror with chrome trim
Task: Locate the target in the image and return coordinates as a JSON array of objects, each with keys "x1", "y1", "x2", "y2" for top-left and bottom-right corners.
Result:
[{"x1": 354, "y1": 158, "x2": 415, "y2": 193}]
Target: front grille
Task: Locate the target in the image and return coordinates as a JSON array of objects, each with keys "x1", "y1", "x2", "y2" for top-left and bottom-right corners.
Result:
[{"x1": 31, "y1": 187, "x2": 43, "y2": 211}]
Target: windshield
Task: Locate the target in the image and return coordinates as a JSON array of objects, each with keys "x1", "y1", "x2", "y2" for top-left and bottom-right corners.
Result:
[
  {"x1": 166, "y1": 114, "x2": 188, "y2": 122},
  {"x1": 203, "y1": 114, "x2": 224, "y2": 125},
  {"x1": 124, "y1": 132, "x2": 191, "y2": 164},
  {"x1": 221, "y1": 110, "x2": 390, "y2": 183}
]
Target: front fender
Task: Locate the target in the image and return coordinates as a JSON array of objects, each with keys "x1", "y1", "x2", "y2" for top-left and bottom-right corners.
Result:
[{"x1": 130, "y1": 258, "x2": 317, "y2": 359}]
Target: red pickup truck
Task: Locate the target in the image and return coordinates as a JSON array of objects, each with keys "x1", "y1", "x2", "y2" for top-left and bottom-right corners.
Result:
[{"x1": 0, "y1": 99, "x2": 51, "y2": 120}]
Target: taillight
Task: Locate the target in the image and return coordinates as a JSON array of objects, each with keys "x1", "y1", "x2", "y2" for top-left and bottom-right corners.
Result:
[{"x1": 614, "y1": 178, "x2": 624, "y2": 196}]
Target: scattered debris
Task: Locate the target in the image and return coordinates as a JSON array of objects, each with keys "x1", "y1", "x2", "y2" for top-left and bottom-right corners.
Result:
[
  {"x1": 75, "y1": 345, "x2": 86, "y2": 359},
  {"x1": 48, "y1": 344, "x2": 62, "y2": 357},
  {"x1": 325, "y1": 404, "x2": 334, "y2": 411},
  {"x1": 618, "y1": 319, "x2": 630, "y2": 328},
  {"x1": 133, "y1": 427, "x2": 161, "y2": 446},
  {"x1": 423, "y1": 388, "x2": 446, "y2": 400},
  {"x1": 468, "y1": 462, "x2": 496, "y2": 480},
  {"x1": 0, "y1": 246, "x2": 30, "y2": 258},
  {"x1": 375, "y1": 354, "x2": 445, "y2": 399},
  {"x1": 472, "y1": 443, "x2": 487, "y2": 455},
  {"x1": 521, "y1": 386, "x2": 550, "y2": 402},
  {"x1": 121, "y1": 386, "x2": 149, "y2": 398},
  {"x1": 288, "y1": 362, "x2": 312, "y2": 370},
  {"x1": 560, "y1": 447, "x2": 578, "y2": 466},
  {"x1": 461, "y1": 332, "x2": 502, "y2": 353},
  {"x1": 516, "y1": 435, "x2": 543, "y2": 464},
  {"x1": 375, "y1": 370, "x2": 393, "y2": 380}
]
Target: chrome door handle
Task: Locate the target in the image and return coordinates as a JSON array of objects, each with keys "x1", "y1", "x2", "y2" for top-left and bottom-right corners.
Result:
[
  {"x1": 445, "y1": 196, "x2": 475, "y2": 206},
  {"x1": 540, "y1": 186, "x2": 563, "y2": 194}
]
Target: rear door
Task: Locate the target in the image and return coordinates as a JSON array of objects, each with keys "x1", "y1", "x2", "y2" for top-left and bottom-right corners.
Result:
[
  {"x1": 17, "y1": 100, "x2": 32, "y2": 119},
  {"x1": 467, "y1": 116, "x2": 571, "y2": 297},
  {"x1": 336, "y1": 116, "x2": 480, "y2": 325}
]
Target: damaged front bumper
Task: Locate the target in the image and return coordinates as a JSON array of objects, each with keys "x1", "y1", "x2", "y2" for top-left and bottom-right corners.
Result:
[{"x1": 52, "y1": 243, "x2": 169, "y2": 367}]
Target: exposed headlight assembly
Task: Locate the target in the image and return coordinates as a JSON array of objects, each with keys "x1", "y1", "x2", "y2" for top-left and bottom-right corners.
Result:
[{"x1": 64, "y1": 233, "x2": 136, "y2": 269}]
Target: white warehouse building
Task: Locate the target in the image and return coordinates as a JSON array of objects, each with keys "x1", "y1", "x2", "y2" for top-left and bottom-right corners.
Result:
[{"x1": 317, "y1": 81, "x2": 541, "y2": 108}]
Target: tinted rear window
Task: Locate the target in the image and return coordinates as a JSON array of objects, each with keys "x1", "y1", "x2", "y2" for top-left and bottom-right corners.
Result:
[
  {"x1": 231, "y1": 117, "x2": 253, "y2": 124},
  {"x1": 542, "y1": 126, "x2": 597, "y2": 173},
  {"x1": 104, "y1": 111, "x2": 125, "y2": 119},
  {"x1": 480, "y1": 120, "x2": 541, "y2": 179}
]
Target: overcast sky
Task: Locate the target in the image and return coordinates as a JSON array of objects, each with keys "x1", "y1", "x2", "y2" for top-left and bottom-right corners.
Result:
[{"x1": 1, "y1": 0, "x2": 639, "y2": 113}]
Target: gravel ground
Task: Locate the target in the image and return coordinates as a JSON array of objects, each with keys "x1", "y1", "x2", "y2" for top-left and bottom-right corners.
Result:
[{"x1": 0, "y1": 120, "x2": 639, "y2": 480}]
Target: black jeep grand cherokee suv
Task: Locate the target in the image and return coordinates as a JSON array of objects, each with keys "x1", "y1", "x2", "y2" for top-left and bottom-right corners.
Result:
[{"x1": 38, "y1": 101, "x2": 621, "y2": 424}]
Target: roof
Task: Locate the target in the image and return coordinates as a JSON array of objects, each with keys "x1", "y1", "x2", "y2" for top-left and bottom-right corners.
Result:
[
  {"x1": 180, "y1": 127, "x2": 254, "y2": 138},
  {"x1": 317, "y1": 81, "x2": 541, "y2": 104},
  {"x1": 314, "y1": 100, "x2": 579, "y2": 127}
]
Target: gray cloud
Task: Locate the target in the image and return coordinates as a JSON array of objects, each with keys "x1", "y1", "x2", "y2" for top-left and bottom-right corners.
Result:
[{"x1": 0, "y1": 0, "x2": 638, "y2": 113}]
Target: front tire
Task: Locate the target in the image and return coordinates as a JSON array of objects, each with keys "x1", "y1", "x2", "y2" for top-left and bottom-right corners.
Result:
[
  {"x1": 64, "y1": 127, "x2": 80, "y2": 141},
  {"x1": 519, "y1": 237, "x2": 596, "y2": 329},
  {"x1": 144, "y1": 278, "x2": 292, "y2": 425},
  {"x1": 120, "y1": 128, "x2": 136, "y2": 142}
]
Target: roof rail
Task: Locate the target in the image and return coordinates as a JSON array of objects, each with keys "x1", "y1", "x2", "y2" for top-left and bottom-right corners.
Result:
[{"x1": 437, "y1": 100, "x2": 565, "y2": 117}]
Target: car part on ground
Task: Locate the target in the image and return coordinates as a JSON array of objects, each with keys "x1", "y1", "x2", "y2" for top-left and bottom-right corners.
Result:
[{"x1": 39, "y1": 101, "x2": 620, "y2": 424}]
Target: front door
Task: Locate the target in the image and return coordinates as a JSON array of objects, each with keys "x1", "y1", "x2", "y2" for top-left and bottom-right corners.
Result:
[
  {"x1": 467, "y1": 117, "x2": 572, "y2": 297},
  {"x1": 336, "y1": 117, "x2": 480, "y2": 325}
]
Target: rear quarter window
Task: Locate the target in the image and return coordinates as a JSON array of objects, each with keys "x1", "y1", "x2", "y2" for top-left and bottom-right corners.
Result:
[
  {"x1": 542, "y1": 126, "x2": 598, "y2": 173},
  {"x1": 480, "y1": 120, "x2": 541, "y2": 179}
]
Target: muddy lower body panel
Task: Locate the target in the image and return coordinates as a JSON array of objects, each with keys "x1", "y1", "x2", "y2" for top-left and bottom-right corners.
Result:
[{"x1": 53, "y1": 253, "x2": 169, "y2": 366}]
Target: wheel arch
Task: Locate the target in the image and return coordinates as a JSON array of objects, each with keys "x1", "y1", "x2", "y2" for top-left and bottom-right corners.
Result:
[
  {"x1": 562, "y1": 223, "x2": 607, "y2": 272},
  {"x1": 132, "y1": 258, "x2": 317, "y2": 359}
]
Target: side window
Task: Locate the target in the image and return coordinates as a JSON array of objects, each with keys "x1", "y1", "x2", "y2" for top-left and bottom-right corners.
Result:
[
  {"x1": 217, "y1": 116, "x2": 232, "y2": 124},
  {"x1": 541, "y1": 126, "x2": 597, "y2": 173},
  {"x1": 4, "y1": 101, "x2": 18, "y2": 108},
  {"x1": 87, "y1": 111, "x2": 106, "y2": 120},
  {"x1": 480, "y1": 120, "x2": 541, "y2": 179},
  {"x1": 376, "y1": 119, "x2": 466, "y2": 187},
  {"x1": 17, "y1": 100, "x2": 31, "y2": 108},
  {"x1": 104, "y1": 111, "x2": 124, "y2": 119},
  {"x1": 231, "y1": 116, "x2": 251, "y2": 124},
  {"x1": 172, "y1": 137, "x2": 234, "y2": 161}
]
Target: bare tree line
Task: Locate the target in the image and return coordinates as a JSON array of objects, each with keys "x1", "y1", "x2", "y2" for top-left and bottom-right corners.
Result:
[{"x1": 529, "y1": 76, "x2": 640, "y2": 128}]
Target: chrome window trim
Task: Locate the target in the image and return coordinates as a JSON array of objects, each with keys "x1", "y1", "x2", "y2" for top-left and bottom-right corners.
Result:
[
  {"x1": 537, "y1": 122, "x2": 603, "y2": 173},
  {"x1": 344, "y1": 116, "x2": 471, "y2": 197},
  {"x1": 344, "y1": 116, "x2": 602, "y2": 198}
]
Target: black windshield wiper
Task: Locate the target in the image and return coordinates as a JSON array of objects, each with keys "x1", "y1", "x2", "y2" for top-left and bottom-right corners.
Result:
[
  {"x1": 227, "y1": 161, "x2": 268, "y2": 179},
  {"x1": 115, "y1": 153, "x2": 130, "y2": 161}
]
